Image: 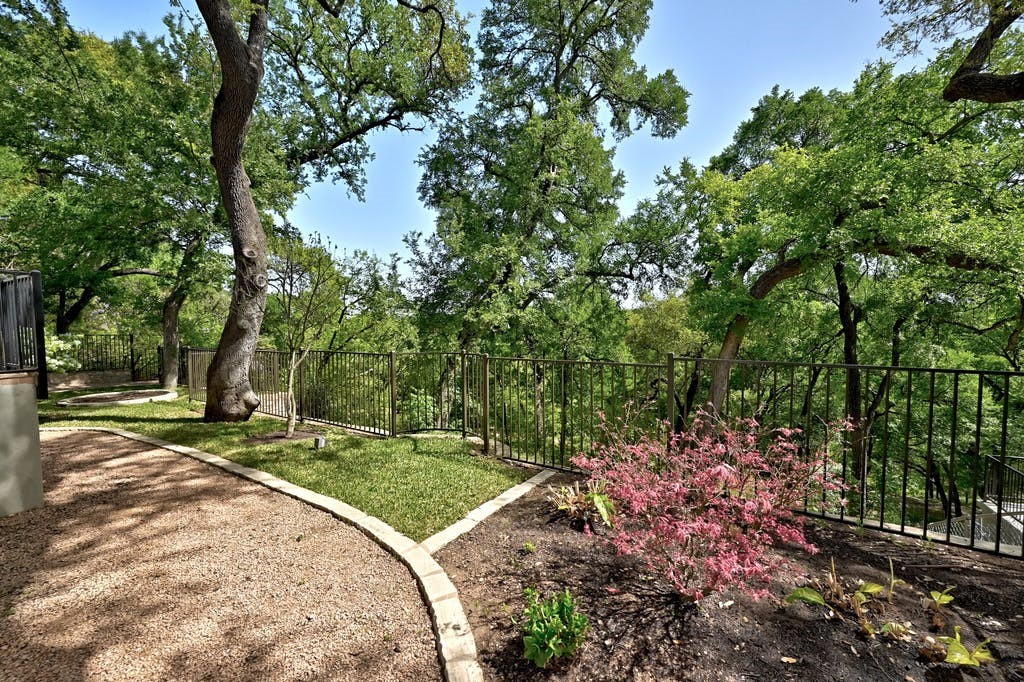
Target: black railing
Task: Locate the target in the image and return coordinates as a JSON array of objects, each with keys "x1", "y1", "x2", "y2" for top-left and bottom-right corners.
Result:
[
  {"x1": 186, "y1": 348, "x2": 1024, "y2": 559},
  {"x1": 0, "y1": 270, "x2": 47, "y2": 398},
  {"x1": 58, "y1": 333, "x2": 160, "y2": 382}
]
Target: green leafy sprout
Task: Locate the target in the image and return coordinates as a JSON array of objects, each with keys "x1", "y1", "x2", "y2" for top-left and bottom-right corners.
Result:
[{"x1": 521, "y1": 587, "x2": 589, "y2": 668}]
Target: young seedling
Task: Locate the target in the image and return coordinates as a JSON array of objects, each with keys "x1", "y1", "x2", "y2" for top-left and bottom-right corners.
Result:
[
  {"x1": 923, "y1": 586, "x2": 955, "y2": 612},
  {"x1": 939, "y1": 626, "x2": 995, "y2": 666},
  {"x1": 886, "y1": 558, "x2": 906, "y2": 604},
  {"x1": 849, "y1": 581, "x2": 885, "y2": 638},
  {"x1": 880, "y1": 621, "x2": 914, "y2": 642},
  {"x1": 922, "y1": 585, "x2": 955, "y2": 630}
]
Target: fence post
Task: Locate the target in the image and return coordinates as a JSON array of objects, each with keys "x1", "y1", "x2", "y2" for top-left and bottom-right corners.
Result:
[
  {"x1": 298, "y1": 348, "x2": 306, "y2": 423},
  {"x1": 666, "y1": 352, "x2": 676, "y2": 445},
  {"x1": 389, "y1": 351, "x2": 398, "y2": 437},
  {"x1": 184, "y1": 347, "x2": 191, "y2": 401},
  {"x1": 129, "y1": 332, "x2": 137, "y2": 381},
  {"x1": 482, "y1": 354, "x2": 490, "y2": 454},
  {"x1": 460, "y1": 351, "x2": 468, "y2": 440},
  {"x1": 30, "y1": 270, "x2": 48, "y2": 399}
]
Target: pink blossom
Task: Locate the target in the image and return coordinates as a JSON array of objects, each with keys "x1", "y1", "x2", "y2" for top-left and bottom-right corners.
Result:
[{"x1": 572, "y1": 410, "x2": 847, "y2": 602}]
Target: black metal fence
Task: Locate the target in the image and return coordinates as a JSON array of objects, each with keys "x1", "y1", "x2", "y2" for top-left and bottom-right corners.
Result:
[
  {"x1": 57, "y1": 333, "x2": 160, "y2": 381},
  {"x1": 186, "y1": 348, "x2": 1024, "y2": 559},
  {"x1": 0, "y1": 270, "x2": 47, "y2": 398}
]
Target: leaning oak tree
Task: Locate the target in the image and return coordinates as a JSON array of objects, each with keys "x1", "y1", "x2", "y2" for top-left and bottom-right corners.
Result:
[{"x1": 196, "y1": 0, "x2": 470, "y2": 421}]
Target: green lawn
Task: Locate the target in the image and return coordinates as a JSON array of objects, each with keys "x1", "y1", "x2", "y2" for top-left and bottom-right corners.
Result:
[{"x1": 39, "y1": 389, "x2": 532, "y2": 541}]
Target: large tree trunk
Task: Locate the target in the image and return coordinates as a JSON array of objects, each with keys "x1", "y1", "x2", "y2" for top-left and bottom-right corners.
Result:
[
  {"x1": 834, "y1": 261, "x2": 867, "y2": 488},
  {"x1": 197, "y1": 0, "x2": 269, "y2": 422},
  {"x1": 708, "y1": 256, "x2": 808, "y2": 412},
  {"x1": 161, "y1": 287, "x2": 186, "y2": 390},
  {"x1": 55, "y1": 287, "x2": 95, "y2": 334}
]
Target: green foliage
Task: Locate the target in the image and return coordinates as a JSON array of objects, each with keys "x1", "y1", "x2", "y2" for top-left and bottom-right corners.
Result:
[
  {"x1": 924, "y1": 586, "x2": 956, "y2": 611},
  {"x1": 521, "y1": 587, "x2": 589, "y2": 668},
  {"x1": 547, "y1": 480, "x2": 615, "y2": 530},
  {"x1": 785, "y1": 557, "x2": 907, "y2": 639},
  {"x1": 43, "y1": 333, "x2": 81, "y2": 373},
  {"x1": 939, "y1": 626, "x2": 995, "y2": 666},
  {"x1": 784, "y1": 587, "x2": 827, "y2": 607},
  {"x1": 625, "y1": 294, "x2": 707, "y2": 362},
  {"x1": 409, "y1": 0, "x2": 688, "y2": 357},
  {"x1": 396, "y1": 387, "x2": 439, "y2": 431}
]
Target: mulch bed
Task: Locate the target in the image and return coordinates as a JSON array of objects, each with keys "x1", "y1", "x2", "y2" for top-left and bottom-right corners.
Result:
[{"x1": 436, "y1": 474, "x2": 1024, "y2": 682}]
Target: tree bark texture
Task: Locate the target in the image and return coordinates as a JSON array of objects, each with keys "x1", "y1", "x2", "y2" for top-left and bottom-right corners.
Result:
[
  {"x1": 197, "y1": 0, "x2": 269, "y2": 422},
  {"x1": 709, "y1": 256, "x2": 807, "y2": 411},
  {"x1": 943, "y1": 8, "x2": 1024, "y2": 103},
  {"x1": 834, "y1": 261, "x2": 868, "y2": 491},
  {"x1": 161, "y1": 288, "x2": 186, "y2": 390}
]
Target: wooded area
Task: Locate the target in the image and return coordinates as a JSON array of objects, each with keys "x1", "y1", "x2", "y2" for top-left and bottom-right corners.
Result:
[{"x1": 2, "y1": 0, "x2": 1023, "y2": 426}]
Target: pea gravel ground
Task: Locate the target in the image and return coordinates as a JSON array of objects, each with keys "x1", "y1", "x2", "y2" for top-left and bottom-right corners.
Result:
[{"x1": 0, "y1": 430, "x2": 441, "y2": 682}]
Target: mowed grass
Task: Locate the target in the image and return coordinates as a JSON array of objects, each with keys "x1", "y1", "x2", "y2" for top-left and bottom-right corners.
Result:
[{"x1": 38, "y1": 389, "x2": 532, "y2": 541}]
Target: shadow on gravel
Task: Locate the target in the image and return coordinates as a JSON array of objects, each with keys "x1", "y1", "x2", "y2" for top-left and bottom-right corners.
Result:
[{"x1": 0, "y1": 430, "x2": 439, "y2": 681}]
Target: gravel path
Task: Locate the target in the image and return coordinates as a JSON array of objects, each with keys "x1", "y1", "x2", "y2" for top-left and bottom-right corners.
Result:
[{"x1": 0, "y1": 431, "x2": 441, "y2": 682}]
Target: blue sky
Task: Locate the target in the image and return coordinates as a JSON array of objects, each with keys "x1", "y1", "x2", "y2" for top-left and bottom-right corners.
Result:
[{"x1": 63, "y1": 1, "x2": 923, "y2": 260}]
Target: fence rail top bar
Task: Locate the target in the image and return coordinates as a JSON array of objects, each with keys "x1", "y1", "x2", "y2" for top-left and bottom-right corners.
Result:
[{"x1": 687, "y1": 355, "x2": 1024, "y2": 378}]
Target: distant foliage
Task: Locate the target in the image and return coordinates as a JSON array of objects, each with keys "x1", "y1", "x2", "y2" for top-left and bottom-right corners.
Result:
[
  {"x1": 44, "y1": 333, "x2": 81, "y2": 373},
  {"x1": 574, "y1": 412, "x2": 846, "y2": 601}
]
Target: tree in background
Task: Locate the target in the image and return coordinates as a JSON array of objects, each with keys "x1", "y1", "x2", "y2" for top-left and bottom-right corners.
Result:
[
  {"x1": 409, "y1": 0, "x2": 689, "y2": 359},
  {"x1": 265, "y1": 231, "x2": 344, "y2": 437},
  {"x1": 630, "y1": 46, "x2": 1024, "y2": 410},
  {"x1": 196, "y1": 0, "x2": 471, "y2": 421},
  {"x1": 0, "y1": 4, "x2": 288, "y2": 389}
]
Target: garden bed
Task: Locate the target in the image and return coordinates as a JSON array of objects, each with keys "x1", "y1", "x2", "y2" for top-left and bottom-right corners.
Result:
[{"x1": 436, "y1": 474, "x2": 1024, "y2": 681}]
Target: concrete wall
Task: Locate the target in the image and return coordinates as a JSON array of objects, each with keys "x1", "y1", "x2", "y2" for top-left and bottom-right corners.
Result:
[{"x1": 0, "y1": 373, "x2": 43, "y2": 517}]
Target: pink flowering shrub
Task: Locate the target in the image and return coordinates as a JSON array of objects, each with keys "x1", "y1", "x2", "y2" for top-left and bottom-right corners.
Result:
[{"x1": 573, "y1": 411, "x2": 846, "y2": 602}]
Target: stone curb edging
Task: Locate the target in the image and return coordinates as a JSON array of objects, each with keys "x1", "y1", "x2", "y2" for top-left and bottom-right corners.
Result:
[
  {"x1": 420, "y1": 469, "x2": 557, "y2": 555},
  {"x1": 55, "y1": 390, "x2": 179, "y2": 407},
  {"x1": 40, "y1": 426, "x2": 483, "y2": 682}
]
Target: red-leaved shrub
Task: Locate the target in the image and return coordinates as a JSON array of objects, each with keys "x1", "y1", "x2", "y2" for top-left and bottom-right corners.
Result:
[{"x1": 573, "y1": 411, "x2": 846, "y2": 602}]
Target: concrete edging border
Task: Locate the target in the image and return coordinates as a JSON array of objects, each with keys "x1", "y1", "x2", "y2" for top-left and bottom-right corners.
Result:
[
  {"x1": 55, "y1": 390, "x2": 178, "y2": 407},
  {"x1": 421, "y1": 469, "x2": 557, "y2": 555},
  {"x1": 40, "y1": 426, "x2": 483, "y2": 682}
]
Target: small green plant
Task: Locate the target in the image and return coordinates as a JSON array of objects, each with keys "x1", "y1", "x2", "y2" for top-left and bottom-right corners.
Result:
[
  {"x1": 923, "y1": 586, "x2": 955, "y2": 612},
  {"x1": 784, "y1": 559, "x2": 889, "y2": 637},
  {"x1": 880, "y1": 621, "x2": 914, "y2": 642},
  {"x1": 939, "y1": 626, "x2": 995, "y2": 666},
  {"x1": 886, "y1": 558, "x2": 906, "y2": 604},
  {"x1": 547, "y1": 480, "x2": 614, "y2": 531},
  {"x1": 785, "y1": 587, "x2": 827, "y2": 607},
  {"x1": 522, "y1": 541, "x2": 538, "y2": 553},
  {"x1": 521, "y1": 587, "x2": 589, "y2": 668}
]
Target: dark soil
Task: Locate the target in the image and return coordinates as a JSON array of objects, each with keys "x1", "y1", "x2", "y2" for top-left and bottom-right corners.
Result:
[
  {"x1": 436, "y1": 474, "x2": 1024, "y2": 682},
  {"x1": 63, "y1": 389, "x2": 172, "y2": 404}
]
